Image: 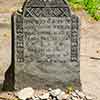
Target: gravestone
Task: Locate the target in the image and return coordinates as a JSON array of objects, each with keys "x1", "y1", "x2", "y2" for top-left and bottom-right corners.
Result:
[{"x1": 3, "y1": 0, "x2": 81, "y2": 91}]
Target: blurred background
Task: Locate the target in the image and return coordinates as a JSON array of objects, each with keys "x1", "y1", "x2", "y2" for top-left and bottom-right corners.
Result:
[{"x1": 0, "y1": 0, "x2": 100, "y2": 99}]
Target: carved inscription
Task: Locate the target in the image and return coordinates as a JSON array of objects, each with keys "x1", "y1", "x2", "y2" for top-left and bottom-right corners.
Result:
[{"x1": 23, "y1": 17, "x2": 72, "y2": 64}]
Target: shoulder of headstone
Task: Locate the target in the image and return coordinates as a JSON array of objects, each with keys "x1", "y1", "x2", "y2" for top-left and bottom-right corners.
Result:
[
  {"x1": 12, "y1": 10, "x2": 23, "y2": 18},
  {"x1": 71, "y1": 14, "x2": 81, "y2": 26}
]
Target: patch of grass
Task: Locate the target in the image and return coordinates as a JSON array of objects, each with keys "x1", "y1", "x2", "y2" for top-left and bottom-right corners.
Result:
[
  {"x1": 66, "y1": 83, "x2": 74, "y2": 94},
  {"x1": 67, "y1": 0, "x2": 100, "y2": 21}
]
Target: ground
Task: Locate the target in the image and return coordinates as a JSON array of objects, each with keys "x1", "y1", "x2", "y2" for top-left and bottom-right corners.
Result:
[{"x1": 0, "y1": 0, "x2": 100, "y2": 100}]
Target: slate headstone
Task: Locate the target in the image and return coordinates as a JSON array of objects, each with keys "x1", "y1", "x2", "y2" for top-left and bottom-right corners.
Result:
[{"x1": 3, "y1": 0, "x2": 81, "y2": 91}]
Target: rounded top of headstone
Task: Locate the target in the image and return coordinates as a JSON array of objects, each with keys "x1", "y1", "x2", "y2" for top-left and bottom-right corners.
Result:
[
  {"x1": 21, "y1": 0, "x2": 71, "y2": 17},
  {"x1": 23, "y1": 0, "x2": 69, "y2": 7}
]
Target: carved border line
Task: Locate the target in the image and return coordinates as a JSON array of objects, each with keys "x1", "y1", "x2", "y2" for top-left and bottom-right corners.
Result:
[
  {"x1": 24, "y1": 7, "x2": 70, "y2": 17},
  {"x1": 16, "y1": 14, "x2": 24, "y2": 63}
]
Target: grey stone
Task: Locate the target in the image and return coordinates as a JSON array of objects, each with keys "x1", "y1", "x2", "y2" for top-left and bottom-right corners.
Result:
[
  {"x1": 56, "y1": 91, "x2": 65, "y2": 100},
  {"x1": 48, "y1": 88, "x2": 52, "y2": 92},
  {"x1": 71, "y1": 92, "x2": 78, "y2": 97},
  {"x1": 16, "y1": 87, "x2": 34, "y2": 100},
  {"x1": 32, "y1": 97, "x2": 40, "y2": 100},
  {"x1": 71, "y1": 96, "x2": 79, "y2": 100},
  {"x1": 32, "y1": 96, "x2": 36, "y2": 100},
  {"x1": 75, "y1": 90, "x2": 85, "y2": 98},
  {"x1": 85, "y1": 96, "x2": 93, "y2": 100},
  {"x1": 3, "y1": 0, "x2": 81, "y2": 90},
  {"x1": 50, "y1": 89, "x2": 62, "y2": 97},
  {"x1": 39, "y1": 93, "x2": 49, "y2": 100}
]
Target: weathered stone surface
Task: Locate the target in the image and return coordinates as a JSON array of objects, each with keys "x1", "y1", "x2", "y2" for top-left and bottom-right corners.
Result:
[
  {"x1": 39, "y1": 93, "x2": 49, "y2": 100},
  {"x1": 3, "y1": 0, "x2": 81, "y2": 90},
  {"x1": 49, "y1": 88, "x2": 62, "y2": 97}
]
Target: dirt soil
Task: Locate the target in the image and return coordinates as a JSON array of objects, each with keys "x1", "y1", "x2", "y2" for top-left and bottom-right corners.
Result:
[{"x1": 0, "y1": 0, "x2": 100, "y2": 100}]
